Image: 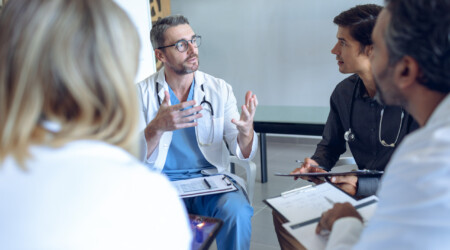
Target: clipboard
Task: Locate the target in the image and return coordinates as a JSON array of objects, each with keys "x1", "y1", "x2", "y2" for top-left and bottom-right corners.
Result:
[
  {"x1": 264, "y1": 182, "x2": 359, "y2": 223},
  {"x1": 282, "y1": 196, "x2": 378, "y2": 250},
  {"x1": 173, "y1": 175, "x2": 237, "y2": 198},
  {"x1": 264, "y1": 182, "x2": 378, "y2": 250},
  {"x1": 274, "y1": 169, "x2": 384, "y2": 178}
]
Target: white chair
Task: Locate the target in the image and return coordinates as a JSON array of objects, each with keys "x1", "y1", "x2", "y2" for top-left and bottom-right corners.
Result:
[
  {"x1": 335, "y1": 156, "x2": 356, "y2": 166},
  {"x1": 330, "y1": 156, "x2": 357, "y2": 173},
  {"x1": 228, "y1": 156, "x2": 256, "y2": 205}
]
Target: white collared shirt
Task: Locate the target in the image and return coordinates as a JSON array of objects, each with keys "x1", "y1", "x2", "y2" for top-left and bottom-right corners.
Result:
[{"x1": 327, "y1": 94, "x2": 450, "y2": 249}]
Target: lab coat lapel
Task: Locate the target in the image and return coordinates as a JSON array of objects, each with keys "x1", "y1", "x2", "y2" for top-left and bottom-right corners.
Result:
[
  {"x1": 193, "y1": 72, "x2": 205, "y2": 105},
  {"x1": 155, "y1": 67, "x2": 170, "y2": 105}
]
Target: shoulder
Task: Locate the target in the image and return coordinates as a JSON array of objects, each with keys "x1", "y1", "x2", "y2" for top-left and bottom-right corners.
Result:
[
  {"x1": 196, "y1": 70, "x2": 229, "y2": 89},
  {"x1": 136, "y1": 71, "x2": 159, "y2": 93},
  {"x1": 332, "y1": 74, "x2": 359, "y2": 95},
  {"x1": 329, "y1": 74, "x2": 359, "y2": 106},
  {"x1": 385, "y1": 121, "x2": 450, "y2": 183}
]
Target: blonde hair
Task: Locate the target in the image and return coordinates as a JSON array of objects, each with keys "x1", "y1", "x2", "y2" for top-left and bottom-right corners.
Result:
[{"x1": 0, "y1": 0, "x2": 141, "y2": 166}]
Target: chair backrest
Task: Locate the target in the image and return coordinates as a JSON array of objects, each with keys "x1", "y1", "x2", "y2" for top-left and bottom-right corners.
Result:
[{"x1": 228, "y1": 156, "x2": 256, "y2": 205}]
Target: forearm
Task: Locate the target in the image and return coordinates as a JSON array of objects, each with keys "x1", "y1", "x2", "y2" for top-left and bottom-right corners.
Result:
[
  {"x1": 144, "y1": 123, "x2": 164, "y2": 159},
  {"x1": 237, "y1": 129, "x2": 254, "y2": 159},
  {"x1": 311, "y1": 144, "x2": 342, "y2": 170}
]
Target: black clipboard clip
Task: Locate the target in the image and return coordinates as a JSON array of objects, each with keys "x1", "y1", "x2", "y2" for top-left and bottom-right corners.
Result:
[{"x1": 222, "y1": 175, "x2": 232, "y2": 186}]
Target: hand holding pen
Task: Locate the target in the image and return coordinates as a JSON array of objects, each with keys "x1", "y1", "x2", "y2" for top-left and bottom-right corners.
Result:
[
  {"x1": 315, "y1": 202, "x2": 362, "y2": 236},
  {"x1": 291, "y1": 157, "x2": 327, "y2": 183}
]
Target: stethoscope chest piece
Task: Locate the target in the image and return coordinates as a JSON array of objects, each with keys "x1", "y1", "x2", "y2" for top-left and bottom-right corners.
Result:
[{"x1": 344, "y1": 128, "x2": 356, "y2": 142}]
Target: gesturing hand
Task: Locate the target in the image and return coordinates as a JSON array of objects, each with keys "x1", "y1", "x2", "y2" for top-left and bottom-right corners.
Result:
[
  {"x1": 231, "y1": 91, "x2": 258, "y2": 136},
  {"x1": 146, "y1": 91, "x2": 203, "y2": 137}
]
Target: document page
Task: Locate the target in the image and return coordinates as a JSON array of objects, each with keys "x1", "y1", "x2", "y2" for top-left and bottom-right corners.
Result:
[
  {"x1": 282, "y1": 196, "x2": 378, "y2": 250},
  {"x1": 173, "y1": 175, "x2": 237, "y2": 198},
  {"x1": 265, "y1": 182, "x2": 360, "y2": 223}
]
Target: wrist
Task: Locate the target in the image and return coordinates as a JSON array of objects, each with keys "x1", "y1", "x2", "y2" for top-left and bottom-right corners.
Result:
[
  {"x1": 238, "y1": 130, "x2": 253, "y2": 141},
  {"x1": 144, "y1": 123, "x2": 163, "y2": 141}
]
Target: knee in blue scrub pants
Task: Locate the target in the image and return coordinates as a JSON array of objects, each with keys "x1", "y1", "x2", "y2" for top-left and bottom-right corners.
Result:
[{"x1": 183, "y1": 182, "x2": 253, "y2": 250}]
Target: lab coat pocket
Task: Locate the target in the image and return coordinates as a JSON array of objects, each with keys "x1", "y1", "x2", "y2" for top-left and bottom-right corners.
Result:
[{"x1": 195, "y1": 114, "x2": 223, "y2": 147}]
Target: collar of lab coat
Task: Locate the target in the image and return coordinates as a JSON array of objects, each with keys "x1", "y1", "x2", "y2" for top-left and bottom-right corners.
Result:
[{"x1": 154, "y1": 66, "x2": 206, "y2": 105}]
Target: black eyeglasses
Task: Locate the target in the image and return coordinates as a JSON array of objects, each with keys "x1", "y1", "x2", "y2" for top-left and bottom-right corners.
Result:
[{"x1": 157, "y1": 35, "x2": 202, "y2": 52}]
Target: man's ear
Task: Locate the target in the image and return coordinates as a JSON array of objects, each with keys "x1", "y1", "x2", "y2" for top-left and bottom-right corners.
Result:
[
  {"x1": 364, "y1": 45, "x2": 374, "y2": 57},
  {"x1": 394, "y1": 56, "x2": 420, "y2": 90},
  {"x1": 154, "y1": 49, "x2": 166, "y2": 63}
]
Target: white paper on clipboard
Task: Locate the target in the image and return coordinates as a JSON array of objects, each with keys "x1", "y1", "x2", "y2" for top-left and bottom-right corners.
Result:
[{"x1": 173, "y1": 175, "x2": 237, "y2": 198}]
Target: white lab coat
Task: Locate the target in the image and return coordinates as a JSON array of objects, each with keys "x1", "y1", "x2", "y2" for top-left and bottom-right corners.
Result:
[
  {"x1": 326, "y1": 94, "x2": 450, "y2": 249},
  {"x1": 0, "y1": 140, "x2": 191, "y2": 250},
  {"x1": 137, "y1": 68, "x2": 258, "y2": 192}
]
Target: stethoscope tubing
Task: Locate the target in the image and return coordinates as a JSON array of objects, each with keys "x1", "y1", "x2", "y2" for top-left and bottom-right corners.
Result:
[
  {"x1": 344, "y1": 77, "x2": 404, "y2": 146},
  {"x1": 155, "y1": 81, "x2": 214, "y2": 116}
]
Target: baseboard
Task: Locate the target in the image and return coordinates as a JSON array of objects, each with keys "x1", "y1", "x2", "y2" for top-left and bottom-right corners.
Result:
[{"x1": 263, "y1": 134, "x2": 322, "y2": 145}]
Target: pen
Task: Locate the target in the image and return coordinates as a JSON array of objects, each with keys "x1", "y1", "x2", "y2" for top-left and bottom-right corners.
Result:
[
  {"x1": 203, "y1": 178, "x2": 211, "y2": 189},
  {"x1": 324, "y1": 196, "x2": 335, "y2": 205},
  {"x1": 295, "y1": 160, "x2": 328, "y2": 171}
]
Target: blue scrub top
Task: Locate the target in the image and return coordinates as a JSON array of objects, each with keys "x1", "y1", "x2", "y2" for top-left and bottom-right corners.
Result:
[{"x1": 163, "y1": 79, "x2": 214, "y2": 181}]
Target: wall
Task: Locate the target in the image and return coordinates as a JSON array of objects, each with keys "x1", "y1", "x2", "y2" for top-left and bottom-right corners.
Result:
[
  {"x1": 114, "y1": 0, "x2": 156, "y2": 82},
  {"x1": 171, "y1": 0, "x2": 383, "y2": 107}
]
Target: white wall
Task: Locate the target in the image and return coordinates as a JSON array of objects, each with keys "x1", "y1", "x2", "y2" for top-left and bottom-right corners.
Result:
[
  {"x1": 171, "y1": 0, "x2": 383, "y2": 107},
  {"x1": 114, "y1": 0, "x2": 156, "y2": 82}
]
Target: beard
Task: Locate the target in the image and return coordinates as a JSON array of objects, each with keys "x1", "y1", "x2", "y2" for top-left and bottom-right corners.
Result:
[
  {"x1": 373, "y1": 64, "x2": 406, "y2": 107},
  {"x1": 169, "y1": 55, "x2": 200, "y2": 75}
]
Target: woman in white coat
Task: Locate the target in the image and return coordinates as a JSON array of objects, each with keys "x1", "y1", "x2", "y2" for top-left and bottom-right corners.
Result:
[{"x1": 0, "y1": 1, "x2": 191, "y2": 249}]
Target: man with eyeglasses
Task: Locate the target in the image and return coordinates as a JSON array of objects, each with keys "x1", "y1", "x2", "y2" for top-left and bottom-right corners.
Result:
[{"x1": 136, "y1": 15, "x2": 258, "y2": 250}]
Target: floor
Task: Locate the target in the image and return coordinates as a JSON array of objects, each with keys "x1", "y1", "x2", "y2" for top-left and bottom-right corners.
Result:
[{"x1": 214, "y1": 135, "x2": 352, "y2": 250}]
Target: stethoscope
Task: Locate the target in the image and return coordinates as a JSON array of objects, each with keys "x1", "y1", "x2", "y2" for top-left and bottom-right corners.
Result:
[
  {"x1": 344, "y1": 78, "x2": 404, "y2": 147},
  {"x1": 155, "y1": 81, "x2": 214, "y2": 117}
]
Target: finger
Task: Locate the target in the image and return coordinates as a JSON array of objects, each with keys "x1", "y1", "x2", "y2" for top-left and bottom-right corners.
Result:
[
  {"x1": 330, "y1": 176, "x2": 347, "y2": 184},
  {"x1": 172, "y1": 100, "x2": 197, "y2": 111},
  {"x1": 330, "y1": 175, "x2": 358, "y2": 184},
  {"x1": 248, "y1": 97, "x2": 256, "y2": 115},
  {"x1": 253, "y1": 94, "x2": 259, "y2": 107},
  {"x1": 305, "y1": 158, "x2": 319, "y2": 167},
  {"x1": 174, "y1": 121, "x2": 199, "y2": 130},
  {"x1": 240, "y1": 104, "x2": 250, "y2": 119},
  {"x1": 316, "y1": 212, "x2": 329, "y2": 234},
  {"x1": 178, "y1": 105, "x2": 203, "y2": 117},
  {"x1": 315, "y1": 220, "x2": 323, "y2": 234},
  {"x1": 299, "y1": 165, "x2": 312, "y2": 173},
  {"x1": 245, "y1": 91, "x2": 252, "y2": 106},
  {"x1": 291, "y1": 168, "x2": 302, "y2": 180},
  {"x1": 310, "y1": 166, "x2": 327, "y2": 173},
  {"x1": 309, "y1": 177, "x2": 325, "y2": 185},
  {"x1": 290, "y1": 168, "x2": 302, "y2": 175},
  {"x1": 231, "y1": 119, "x2": 246, "y2": 128},
  {"x1": 179, "y1": 113, "x2": 203, "y2": 123}
]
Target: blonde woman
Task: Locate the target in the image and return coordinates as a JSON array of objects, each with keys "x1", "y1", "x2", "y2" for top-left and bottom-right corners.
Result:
[{"x1": 0, "y1": 0, "x2": 191, "y2": 249}]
